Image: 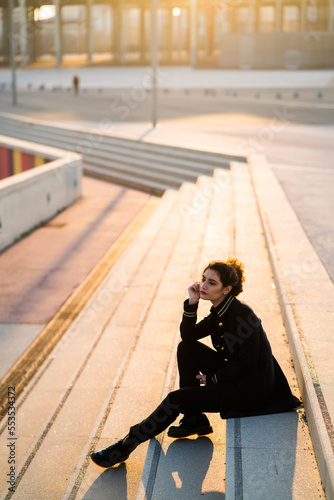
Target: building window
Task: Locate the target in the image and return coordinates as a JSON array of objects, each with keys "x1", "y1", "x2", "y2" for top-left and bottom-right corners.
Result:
[
  {"x1": 62, "y1": 6, "x2": 87, "y2": 54},
  {"x1": 236, "y1": 7, "x2": 250, "y2": 33},
  {"x1": 259, "y1": 5, "x2": 276, "y2": 32},
  {"x1": 306, "y1": 2, "x2": 330, "y2": 31},
  {"x1": 282, "y1": 5, "x2": 300, "y2": 32}
]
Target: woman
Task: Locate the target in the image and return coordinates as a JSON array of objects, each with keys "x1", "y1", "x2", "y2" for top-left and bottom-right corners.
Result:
[{"x1": 91, "y1": 257, "x2": 298, "y2": 468}]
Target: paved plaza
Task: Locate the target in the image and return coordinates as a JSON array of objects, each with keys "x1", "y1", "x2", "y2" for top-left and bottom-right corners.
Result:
[{"x1": 1, "y1": 65, "x2": 334, "y2": 90}]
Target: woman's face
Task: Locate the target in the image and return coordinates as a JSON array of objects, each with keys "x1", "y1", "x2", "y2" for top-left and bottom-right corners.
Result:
[{"x1": 200, "y1": 268, "x2": 231, "y2": 306}]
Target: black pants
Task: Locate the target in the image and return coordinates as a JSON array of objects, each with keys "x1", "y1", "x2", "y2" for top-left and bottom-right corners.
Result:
[{"x1": 129, "y1": 341, "x2": 224, "y2": 444}]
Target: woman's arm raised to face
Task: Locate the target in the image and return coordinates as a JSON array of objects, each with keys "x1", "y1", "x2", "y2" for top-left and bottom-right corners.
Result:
[
  {"x1": 188, "y1": 281, "x2": 200, "y2": 305},
  {"x1": 180, "y1": 282, "x2": 211, "y2": 342}
]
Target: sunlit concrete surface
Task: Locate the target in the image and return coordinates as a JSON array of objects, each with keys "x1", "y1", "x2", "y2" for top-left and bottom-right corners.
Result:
[
  {"x1": 0, "y1": 66, "x2": 334, "y2": 90},
  {"x1": 0, "y1": 324, "x2": 44, "y2": 379},
  {"x1": 1, "y1": 68, "x2": 332, "y2": 282},
  {"x1": 0, "y1": 166, "x2": 326, "y2": 499},
  {"x1": 0, "y1": 176, "x2": 150, "y2": 381},
  {"x1": 0, "y1": 66, "x2": 332, "y2": 499}
]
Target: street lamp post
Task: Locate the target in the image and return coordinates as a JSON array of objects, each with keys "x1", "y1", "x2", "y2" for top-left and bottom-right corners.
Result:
[
  {"x1": 151, "y1": 0, "x2": 157, "y2": 127},
  {"x1": 9, "y1": 0, "x2": 17, "y2": 105}
]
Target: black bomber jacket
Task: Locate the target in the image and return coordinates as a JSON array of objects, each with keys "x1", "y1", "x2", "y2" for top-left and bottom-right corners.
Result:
[{"x1": 180, "y1": 295, "x2": 273, "y2": 386}]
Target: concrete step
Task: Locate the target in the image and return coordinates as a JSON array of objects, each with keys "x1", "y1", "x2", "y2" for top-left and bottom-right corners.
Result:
[
  {"x1": 66, "y1": 176, "x2": 215, "y2": 500},
  {"x1": 0, "y1": 186, "x2": 179, "y2": 496},
  {"x1": 249, "y1": 156, "x2": 334, "y2": 500},
  {"x1": 137, "y1": 171, "x2": 234, "y2": 500},
  {"x1": 225, "y1": 161, "x2": 325, "y2": 500},
  {"x1": 0, "y1": 122, "x2": 208, "y2": 192},
  {"x1": 0, "y1": 165, "x2": 325, "y2": 500},
  {"x1": 0, "y1": 121, "x2": 227, "y2": 192},
  {"x1": 83, "y1": 149, "x2": 218, "y2": 180},
  {"x1": 0, "y1": 112, "x2": 242, "y2": 165},
  {"x1": 0, "y1": 113, "x2": 237, "y2": 193},
  {"x1": 0, "y1": 177, "x2": 216, "y2": 499},
  {"x1": 1, "y1": 120, "x2": 229, "y2": 172},
  {"x1": 82, "y1": 161, "x2": 177, "y2": 196},
  {"x1": 82, "y1": 156, "x2": 197, "y2": 190}
]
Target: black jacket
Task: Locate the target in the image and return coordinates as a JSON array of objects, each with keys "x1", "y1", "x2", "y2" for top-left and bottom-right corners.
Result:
[{"x1": 180, "y1": 295, "x2": 297, "y2": 418}]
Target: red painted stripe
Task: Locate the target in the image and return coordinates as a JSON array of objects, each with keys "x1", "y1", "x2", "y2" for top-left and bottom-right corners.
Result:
[
  {"x1": 21, "y1": 152, "x2": 30, "y2": 171},
  {"x1": 0, "y1": 146, "x2": 10, "y2": 179}
]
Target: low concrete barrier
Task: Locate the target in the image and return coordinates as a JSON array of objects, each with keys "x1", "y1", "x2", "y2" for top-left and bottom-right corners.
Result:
[{"x1": 0, "y1": 135, "x2": 82, "y2": 252}]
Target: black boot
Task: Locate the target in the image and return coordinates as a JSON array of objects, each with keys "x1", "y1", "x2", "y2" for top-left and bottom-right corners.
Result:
[
  {"x1": 91, "y1": 434, "x2": 138, "y2": 468},
  {"x1": 167, "y1": 414, "x2": 213, "y2": 438}
]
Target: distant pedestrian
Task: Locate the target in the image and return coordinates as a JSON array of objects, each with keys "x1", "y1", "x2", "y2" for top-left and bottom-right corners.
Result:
[
  {"x1": 73, "y1": 75, "x2": 79, "y2": 95},
  {"x1": 91, "y1": 257, "x2": 300, "y2": 469}
]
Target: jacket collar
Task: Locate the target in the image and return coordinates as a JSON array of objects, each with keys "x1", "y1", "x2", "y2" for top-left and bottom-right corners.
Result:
[{"x1": 211, "y1": 294, "x2": 235, "y2": 318}]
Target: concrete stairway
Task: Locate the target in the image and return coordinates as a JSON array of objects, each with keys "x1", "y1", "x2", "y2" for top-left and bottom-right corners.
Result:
[
  {"x1": 0, "y1": 168, "x2": 324, "y2": 499},
  {"x1": 0, "y1": 112, "x2": 244, "y2": 195}
]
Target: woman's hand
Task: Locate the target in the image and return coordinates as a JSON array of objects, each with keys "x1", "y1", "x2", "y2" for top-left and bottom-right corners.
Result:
[
  {"x1": 188, "y1": 281, "x2": 200, "y2": 304},
  {"x1": 196, "y1": 374, "x2": 207, "y2": 385}
]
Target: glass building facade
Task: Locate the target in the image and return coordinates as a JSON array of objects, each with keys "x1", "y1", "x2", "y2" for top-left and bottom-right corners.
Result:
[{"x1": 1, "y1": 0, "x2": 333, "y2": 68}]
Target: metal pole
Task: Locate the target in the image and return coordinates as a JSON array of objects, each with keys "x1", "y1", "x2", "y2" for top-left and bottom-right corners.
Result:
[
  {"x1": 9, "y1": 0, "x2": 17, "y2": 105},
  {"x1": 87, "y1": 0, "x2": 93, "y2": 65},
  {"x1": 55, "y1": 0, "x2": 62, "y2": 67},
  {"x1": 190, "y1": 0, "x2": 197, "y2": 67},
  {"x1": 19, "y1": 0, "x2": 27, "y2": 69},
  {"x1": 151, "y1": 0, "x2": 157, "y2": 127}
]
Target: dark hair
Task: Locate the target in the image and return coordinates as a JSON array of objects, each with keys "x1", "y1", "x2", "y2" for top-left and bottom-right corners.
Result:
[{"x1": 203, "y1": 257, "x2": 245, "y2": 296}]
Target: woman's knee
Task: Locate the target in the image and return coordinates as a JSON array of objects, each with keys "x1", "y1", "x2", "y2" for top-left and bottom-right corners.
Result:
[
  {"x1": 163, "y1": 390, "x2": 182, "y2": 411},
  {"x1": 177, "y1": 340, "x2": 195, "y2": 367},
  {"x1": 177, "y1": 339, "x2": 206, "y2": 360},
  {"x1": 177, "y1": 340, "x2": 187, "y2": 356},
  {"x1": 177, "y1": 339, "x2": 197, "y2": 357}
]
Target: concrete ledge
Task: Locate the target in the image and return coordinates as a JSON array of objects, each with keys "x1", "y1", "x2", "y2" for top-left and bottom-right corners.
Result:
[
  {"x1": 0, "y1": 135, "x2": 82, "y2": 251},
  {"x1": 249, "y1": 155, "x2": 334, "y2": 500},
  {"x1": 226, "y1": 413, "x2": 300, "y2": 500}
]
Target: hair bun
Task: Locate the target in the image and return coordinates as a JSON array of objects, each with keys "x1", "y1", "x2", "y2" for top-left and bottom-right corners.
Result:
[
  {"x1": 203, "y1": 257, "x2": 245, "y2": 296},
  {"x1": 225, "y1": 257, "x2": 245, "y2": 284}
]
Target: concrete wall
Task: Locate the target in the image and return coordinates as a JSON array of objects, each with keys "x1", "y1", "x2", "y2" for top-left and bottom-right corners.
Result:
[
  {"x1": 219, "y1": 33, "x2": 334, "y2": 69},
  {"x1": 0, "y1": 135, "x2": 82, "y2": 252}
]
